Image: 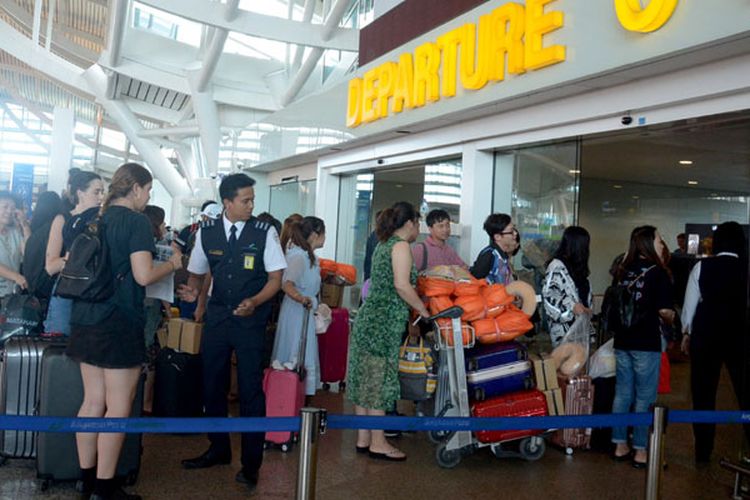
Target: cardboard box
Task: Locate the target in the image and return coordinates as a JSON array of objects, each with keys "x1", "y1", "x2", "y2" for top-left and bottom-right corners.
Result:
[
  {"x1": 156, "y1": 327, "x2": 168, "y2": 348},
  {"x1": 321, "y1": 283, "x2": 344, "y2": 308},
  {"x1": 167, "y1": 318, "x2": 203, "y2": 354},
  {"x1": 544, "y1": 388, "x2": 565, "y2": 416},
  {"x1": 530, "y1": 353, "x2": 558, "y2": 391}
]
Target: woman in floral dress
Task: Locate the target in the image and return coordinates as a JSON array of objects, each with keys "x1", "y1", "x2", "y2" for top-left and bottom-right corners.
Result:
[{"x1": 348, "y1": 202, "x2": 430, "y2": 462}]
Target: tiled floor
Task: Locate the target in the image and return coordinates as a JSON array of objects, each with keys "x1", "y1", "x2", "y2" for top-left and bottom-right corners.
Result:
[{"x1": 0, "y1": 354, "x2": 747, "y2": 499}]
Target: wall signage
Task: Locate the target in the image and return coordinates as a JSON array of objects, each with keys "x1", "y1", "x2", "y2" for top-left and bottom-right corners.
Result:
[{"x1": 614, "y1": 0, "x2": 678, "y2": 33}]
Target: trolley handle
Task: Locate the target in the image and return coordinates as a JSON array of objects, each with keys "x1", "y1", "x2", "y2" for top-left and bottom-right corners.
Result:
[{"x1": 422, "y1": 306, "x2": 464, "y2": 323}]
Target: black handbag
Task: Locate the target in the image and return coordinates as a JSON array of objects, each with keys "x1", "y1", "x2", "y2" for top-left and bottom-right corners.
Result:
[{"x1": 0, "y1": 289, "x2": 44, "y2": 342}]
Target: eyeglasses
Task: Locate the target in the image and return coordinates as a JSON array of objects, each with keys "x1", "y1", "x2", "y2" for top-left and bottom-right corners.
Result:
[{"x1": 500, "y1": 229, "x2": 518, "y2": 236}]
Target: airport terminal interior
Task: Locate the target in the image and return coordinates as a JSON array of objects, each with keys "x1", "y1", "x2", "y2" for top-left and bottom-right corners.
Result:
[{"x1": 0, "y1": 0, "x2": 749, "y2": 498}]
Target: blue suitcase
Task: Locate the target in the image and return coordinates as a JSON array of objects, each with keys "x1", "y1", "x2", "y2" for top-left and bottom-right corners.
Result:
[
  {"x1": 466, "y1": 360, "x2": 534, "y2": 401},
  {"x1": 465, "y1": 341, "x2": 527, "y2": 372}
]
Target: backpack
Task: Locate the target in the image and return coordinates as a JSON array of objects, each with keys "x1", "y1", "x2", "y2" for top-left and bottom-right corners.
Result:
[
  {"x1": 22, "y1": 220, "x2": 56, "y2": 300},
  {"x1": 601, "y1": 266, "x2": 655, "y2": 336},
  {"x1": 54, "y1": 218, "x2": 117, "y2": 302}
]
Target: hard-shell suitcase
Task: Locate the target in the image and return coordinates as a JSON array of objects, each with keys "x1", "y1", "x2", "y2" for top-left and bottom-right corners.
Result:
[
  {"x1": 0, "y1": 337, "x2": 49, "y2": 459},
  {"x1": 471, "y1": 389, "x2": 548, "y2": 443},
  {"x1": 466, "y1": 360, "x2": 533, "y2": 400},
  {"x1": 557, "y1": 374, "x2": 594, "y2": 450},
  {"x1": 317, "y1": 308, "x2": 349, "y2": 385},
  {"x1": 152, "y1": 348, "x2": 203, "y2": 417},
  {"x1": 36, "y1": 345, "x2": 143, "y2": 487},
  {"x1": 263, "y1": 309, "x2": 309, "y2": 451},
  {"x1": 591, "y1": 376, "x2": 616, "y2": 451},
  {"x1": 465, "y1": 341, "x2": 527, "y2": 372}
]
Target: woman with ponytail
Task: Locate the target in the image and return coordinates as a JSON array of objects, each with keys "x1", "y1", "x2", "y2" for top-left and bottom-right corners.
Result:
[
  {"x1": 44, "y1": 169, "x2": 104, "y2": 335},
  {"x1": 347, "y1": 201, "x2": 430, "y2": 462},
  {"x1": 66, "y1": 163, "x2": 183, "y2": 500},
  {"x1": 270, "y1": 216, "x2": 326, "y2": 397}
]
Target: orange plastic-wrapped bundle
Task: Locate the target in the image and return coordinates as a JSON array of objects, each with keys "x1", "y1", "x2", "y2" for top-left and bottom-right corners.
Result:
[
  {"x1": 428, "y1": 295, "x2": 455, "y2": 316},
  {"x1": 475, "y1": 305, "x2": 533, "y2": 344},
  {"x1": 482, "y1": 284, "x2": 515, "y2": 318},
  {"x1": 454, "y1": 294, "x2": 486, "y2": 322},
  {"x1": 335, "y1": 263, "x2": 357, "y2": 286},
  {"x1": 319, "y1": 258, "x2": 337, "y2": 279},
  {"x1": 418, "y1": 276, "x2": 456, "y2": 297},
  {"x1": 436, "y1": 318, "x2": 473, "y2": 347},
  {"x1": 453, "y1": 277, "x2": 486, "y2": 297},
  {"x1": 471, "y1": 318, "x2": 499, "y2": 336}
]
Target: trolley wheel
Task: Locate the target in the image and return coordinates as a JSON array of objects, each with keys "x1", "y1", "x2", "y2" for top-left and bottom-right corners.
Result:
[
  {"x1": 436, "y1": 443, "x2": 462, "y2": 469},
  {"x1": 39, "y1": 479, "x2": 50, "y2": 492},
  {"x1": 428, "y1": 430, "x2": 450, "y2": 444},
  {"x1": 281, "y1": 442, "x2": 292, "y2": 453},
  {"x1": 519, "y1": 436, "x2": 546, "y2": 461},
  {"x1": 322, "y1": 383, "x2": 330, "y2": 391},
  {"x1": 263, "y1": 441, "x2": 270, "y2": 450},
  {"x1": 565, "y1": 447, "x2": 573, "y2": 456},
  {"x1": 340, "y1": 381, "x2": 346, "y2": 391}
]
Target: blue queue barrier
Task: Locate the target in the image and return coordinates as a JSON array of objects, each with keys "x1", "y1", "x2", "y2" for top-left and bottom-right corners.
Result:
[{"x1": 0, "y1": 410, "x2": 748, "y2": 434}]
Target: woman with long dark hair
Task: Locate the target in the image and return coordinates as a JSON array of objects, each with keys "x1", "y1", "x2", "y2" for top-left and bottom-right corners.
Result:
[
  {"x1": 347, "y1": 202, "x2": 430, "y2": 462},
  {"x1": 542, "y1": 226, "x2": 593, "y2": 347},
  {"x1": 67, "y1": 163, "x2": 183, "y2": 500},
  {"x1": 611, "y1": 225, "x2": 674, "y2": 469},
  {"x1": 271, "y1": 216, "x2": 326, "y2": 397}
]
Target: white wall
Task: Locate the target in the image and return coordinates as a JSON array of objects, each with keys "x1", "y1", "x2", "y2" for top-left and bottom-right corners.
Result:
[{"x1": 267, "y1": 163, "x2": 317, "y2": 185}]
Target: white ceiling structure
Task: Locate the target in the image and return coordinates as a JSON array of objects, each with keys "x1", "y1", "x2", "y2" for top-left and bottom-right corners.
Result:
[{"x1": 0, "y1": 0, "x2": 362, "y2": 201}]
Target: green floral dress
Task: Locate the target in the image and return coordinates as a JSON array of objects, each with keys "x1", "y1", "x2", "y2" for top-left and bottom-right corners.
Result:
[{"x1": 348, "y1": 236, "x2": 417, "y2": 410}]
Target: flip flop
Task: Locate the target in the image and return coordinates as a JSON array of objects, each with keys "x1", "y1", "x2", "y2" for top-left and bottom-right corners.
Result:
[
  {"x1": 368, "y1": 450, "x2": 407, "y2": 462},
  {"x1": 355, "y1": 445, "x2": 369, "y2": 454}
]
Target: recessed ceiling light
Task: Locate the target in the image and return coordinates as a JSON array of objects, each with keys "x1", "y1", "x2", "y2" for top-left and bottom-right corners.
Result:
[
  {"x1": 569, "y1": 169, "x2": 580, "y2": 174},
  {"x1": 688, "y1": 180, "x2": 699, "y2": 185},
  {"x1": 679, "y1": 160, "x2": 693, "y2": 165},
  {"x1": 710, "y1": 193, "x2": 718, "y2": 196},
  {"x1": 632, "y1": 196, "x2": 640, "y2": 199},
  {"x1": 395, "y1": 184, "x2": 403, "y2": 188},
  {"x1": 613, "y1": 185, "x2": 623, "y2": 189}
]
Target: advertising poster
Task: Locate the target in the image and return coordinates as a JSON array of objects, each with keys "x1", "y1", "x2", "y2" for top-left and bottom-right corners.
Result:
[{"x1": 11, "y1": 163, "x2": 34, "y2": 211}]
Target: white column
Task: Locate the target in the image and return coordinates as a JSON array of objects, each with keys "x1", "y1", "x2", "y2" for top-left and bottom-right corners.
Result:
[
  {"x1": 459, "y1": 145, "x2": 496, "y2": 263},
  {"x1": 48, "y1": 106, "x2": 75, "y2": 195},
  {"x1": 250, "y1": 171, "x2": 270, "y2": 215},
  {"x1": 315, "y1": 161, "x2": 340, "y2": 260}
]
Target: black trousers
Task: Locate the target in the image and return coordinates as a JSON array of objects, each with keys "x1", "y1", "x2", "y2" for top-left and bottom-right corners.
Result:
[{"x1": 201, "y1": 317, "x2": 266, "y2": 472}]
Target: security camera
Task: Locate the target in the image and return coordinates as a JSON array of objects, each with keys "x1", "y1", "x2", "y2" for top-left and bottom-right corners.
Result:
[
  {"x1": 621, "y1": 115, "x2": 633, "y2": 126},
  {"x1": 377, "y1": 158, "x2": 385, "y2": 165},
  {"x1": 209, "y1": 173, "x2": 218, "y2": 179}
]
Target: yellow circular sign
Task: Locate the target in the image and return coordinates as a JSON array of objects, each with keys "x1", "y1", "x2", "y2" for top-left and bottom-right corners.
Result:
[{"x1": 615, "y1": 0, "x2": 678, "y2": 33}]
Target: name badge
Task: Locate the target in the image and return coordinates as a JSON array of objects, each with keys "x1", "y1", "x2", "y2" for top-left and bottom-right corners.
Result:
[
  {"x1": 208, "y1": 249, "x2": 224, "y2": 256},
  {"x1": 244, "y1": 255, "x2": 255, "y2": 270}
]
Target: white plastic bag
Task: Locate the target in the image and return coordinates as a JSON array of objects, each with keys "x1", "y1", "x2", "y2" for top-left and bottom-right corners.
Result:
[
  {"x1": 314, "y1": 303, "x2": 332, "y2": 334},
  {"x1": 550, "y1": 314, "x2": 594, "y2": 376},
  {"x1": 588, "y1": 338, "x2": 616, "y2": 379}
]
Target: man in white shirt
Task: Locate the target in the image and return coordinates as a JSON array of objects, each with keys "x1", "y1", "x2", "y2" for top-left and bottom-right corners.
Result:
[{"x1": 178, "y1": 174, "x2": 286, "y2": 492}]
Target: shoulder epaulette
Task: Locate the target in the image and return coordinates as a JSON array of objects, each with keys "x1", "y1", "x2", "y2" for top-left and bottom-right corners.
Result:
[
  {"x1": 200, "y1": 219, "x2": 217, "y2": 229},
  {"x1": 254, "y1": 220, "x2": 270, "y2": 232}
]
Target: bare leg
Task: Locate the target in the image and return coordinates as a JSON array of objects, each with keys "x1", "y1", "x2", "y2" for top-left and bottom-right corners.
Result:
[
  {"x1": 367, "y1": 408, "x2": 405, "y2": 458},
  {"x1": 96, "y1": 367, "x2": 141, "y2": 479},
  {"x1": 76, "y1": 363, "x2": 106, "y2": 469},
  {"x1": 354, "y1": 404, "x2": 371, "y2": 448}
]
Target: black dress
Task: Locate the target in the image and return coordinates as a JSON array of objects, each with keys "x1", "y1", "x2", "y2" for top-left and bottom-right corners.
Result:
[{"x1": 66, "y1": 206, "x2": 156, "y2": 369}]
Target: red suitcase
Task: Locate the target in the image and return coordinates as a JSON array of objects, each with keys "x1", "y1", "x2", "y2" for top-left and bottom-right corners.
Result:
[
  {"x1": 317, "y1": 308, "x2": 349, "y2": 385},
  {"x1": 471, "y1": 389, "x2": 548, "y2": 444},
  {"x1": 263, "y1": 309, "x2": 310, "y2": 451},
  {"x1": 556, "y1": 374, "x2": 594, "y2": 450}
]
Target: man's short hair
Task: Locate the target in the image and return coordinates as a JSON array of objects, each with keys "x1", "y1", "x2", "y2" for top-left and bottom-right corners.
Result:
[
  {"x1": 676, "y1": 233, "x2": 686, "y2": 240},
  {"x1": 219, "y1": 174, "x2": 256, "y2": 202},
  {"x1": 483, "y1": 213, "x2": 512, "y2": 239},
  {"x1": 426, "y1": 209, "x2": 450, "y2": 227}
]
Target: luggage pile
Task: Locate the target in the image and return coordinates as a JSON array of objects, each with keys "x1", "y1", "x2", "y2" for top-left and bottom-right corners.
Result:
[{"x1": 319, "y1": 259, "x2": 356, "y2": 308}]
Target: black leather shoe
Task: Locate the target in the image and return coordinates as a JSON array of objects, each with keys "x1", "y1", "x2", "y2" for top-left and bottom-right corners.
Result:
[
  {"x1": 90, "y1": 488, "x2": 142, "y2": 500},
  {"x1": 235, "y1": 469, "x2": 259, "y2": 494},
  {"x1": 181, "y1": 449, "x2": 232, "y2": 469}
]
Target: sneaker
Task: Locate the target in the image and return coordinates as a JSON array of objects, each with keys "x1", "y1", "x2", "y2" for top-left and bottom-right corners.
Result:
[{"x1": 384, "y1": 430, "x2": 402, "y2": 438}]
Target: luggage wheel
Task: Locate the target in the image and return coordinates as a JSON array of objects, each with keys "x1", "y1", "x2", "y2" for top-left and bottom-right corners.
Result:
[
  {"x1": 435, "y1": 442, "x2": 462, "y2": 469},
  {"x1": 565, "y1": 447, "x2": 574, "y2": 456},
  {"x1": 428, "y1": 430, "x2": 451, "y2": 444},
  {"x1": 322, "y1": 383, "x2": 330, "y2": 391},
  {"x1": 519, "y1": 437, "x2": 546, "y2": 461},
  {"x1": 281, "y1": 442, "x2": 292, "y2": 453},
  {"x1": 39, "y1": 479, "x2": 50, "y2": 492}
]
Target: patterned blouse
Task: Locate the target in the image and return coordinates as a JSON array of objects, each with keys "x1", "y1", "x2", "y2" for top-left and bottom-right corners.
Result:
[{"x1": 542, "y1": 258, "x2": 593, "y2": 347}]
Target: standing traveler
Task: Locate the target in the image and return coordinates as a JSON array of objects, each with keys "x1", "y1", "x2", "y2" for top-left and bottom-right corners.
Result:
[
  {"x1": 178, "y1": 173, "x2": 286, "y2": 493},
  {"x1": 412, "y1": 209, "x2": 467, "y2": 272},
  {"x1": 681, "y1": 221, "x2": 748, "y2": 464},
  {"x1": 44, "y1": 170, "x2": 104, "y2": 335},
  {"x1": 23, "y1": 191, "x2": 62, "y2": 300},
  {"x1": 470, "y1": 213, "x2": 517, "y2": 285},
  {"x1": 542, "y1": 226, "x2": 593, "y2": 347},
  {"x1": 66, "y1": 163, "x2": 183, "y2": 500},
  {"x1": 348, "y1": 202, "x2": 431, "y2": 462},
  {"x1": 279, "y1": 213, "x2": 303, "y2": 252},
  {"x1": 610, "y1": 225, "x2": 674, "y2": 469},
  {"x1": 0, "y1": 191, "x2": 30, "y2": 298},
  {"x1": 271, "y1": 216, "x2": 326, "y2": 397}
]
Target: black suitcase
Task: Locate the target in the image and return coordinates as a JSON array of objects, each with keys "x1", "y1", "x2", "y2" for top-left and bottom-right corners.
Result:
[
  {"x1": 590, "y1": 376, "x2": 617, "y2": 452},
  {"x1": 36, "y1": 345, "x2": 143, "y2": 488},
  {"x1": 153, "y1": 348, "x2": 203, "y2": 417}
]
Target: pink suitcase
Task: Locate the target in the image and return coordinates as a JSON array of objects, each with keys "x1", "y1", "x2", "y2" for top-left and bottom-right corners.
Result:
[
  {"x1": 556, "y1": 374, "x2": 594, "y2": 451},
  {"x1": 263, "y1": 309, "x2": 310, "y2": 452},
  {"x1": 317, "y1": 308, "x2": 349, "y2": 385}
]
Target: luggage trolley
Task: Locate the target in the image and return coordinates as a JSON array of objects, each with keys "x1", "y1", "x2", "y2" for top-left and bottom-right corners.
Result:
[{"x1": 426, "y1": 306, "x2": 548, "y2": 469}]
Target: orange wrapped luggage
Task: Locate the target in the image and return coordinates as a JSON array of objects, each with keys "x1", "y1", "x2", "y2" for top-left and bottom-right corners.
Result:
[
  {"x1": 454, "y1": 294, "x2": 486, "y2": 322},
  {"x1": 418, "y1": 276, "x2": 455, "y2": 297},
  {"x1": 436, "y1": 318, "x2": 473, "y2": 347},
  {"x1": 453, "y1": 277, "x2": 486, "y2": 297},
  {"x1": 319, "y1": 258, "x2": 337, "y2": 279},
  {"x1": 428, "y1": 295, "x2": 454, "y2": 316},
  {"x1": 477, "y1": 306, "x2": 533, "y2": 344},
  {"x1": 483, "y1": 284, "x2": 514, "y2": 318},
  {"x1": 334, "y1": 263, "x2": 357, "y2": 286}
]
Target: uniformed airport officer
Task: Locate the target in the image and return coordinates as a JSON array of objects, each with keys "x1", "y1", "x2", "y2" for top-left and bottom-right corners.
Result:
[{"x1": 178, "y1": 173, "x2": 286, "y2": 493}]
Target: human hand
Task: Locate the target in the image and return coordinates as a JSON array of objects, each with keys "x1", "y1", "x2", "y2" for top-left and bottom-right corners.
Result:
[
  {"x1": 13, "y1": 273, "x2": 27, "y2": 289},
  {"x1": 169, "y1": 250, "x2": 183, "y2": 272},
  {"x1": 300, "y1": 296, "x2": 313, "y2": 309},
  {"x1": 193, "y1": 304, "x2": 205, "y2": 322},
  {"x1": 14, "y1": 209, "x2": 29, "y2": 228},
  {"x1": 573, "y1": 303, "x2": 586, "y2": 315},
  {"x1": 177, "y1": 284, "x2": 198, "y2": 302},
  {"x1": 234, "y1": 297, "x2": 256, "y2": 317},
  {"x1": 681, "y1": 335, "x2": 690, "y2": 356}
]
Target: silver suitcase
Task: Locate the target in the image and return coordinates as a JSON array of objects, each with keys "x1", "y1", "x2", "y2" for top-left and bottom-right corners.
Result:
[{"x1": 0, "y1": 337, "x2": 46, "y2": 459}]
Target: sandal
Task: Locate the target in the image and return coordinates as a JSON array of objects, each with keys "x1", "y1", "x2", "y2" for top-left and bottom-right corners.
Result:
[{"x1": 368, "y1": 449, "x2": 407, "y2": 462}]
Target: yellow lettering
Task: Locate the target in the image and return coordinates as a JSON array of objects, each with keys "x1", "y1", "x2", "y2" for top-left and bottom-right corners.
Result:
[
  {"x1": 392, "y1": 53, "x2": 415, "y2": 113},
  {"x1": 525, "y1": 0, "x2": 565, "y2": 71},
  {"x1": 437, "y1": 27, "x2": 462, "y2": 98},
  {"x1": 346, "y1": 78, "x2": 362, "y2": 128},
  {"x1": 413, "y1": 42, "x2": 441, "y2": 107},
  {"x1": 376, "y1": 62, "x2": 397, "y2": 118},
  {"x1": 459, "y1": 23, "x2": 488, "y2": 90},
  {"x1": 486, "y1": 3, "x2": 526, "y2": 82},
  {"x1": 361, "y1": 68, "x2": 379, "y2": 123}
]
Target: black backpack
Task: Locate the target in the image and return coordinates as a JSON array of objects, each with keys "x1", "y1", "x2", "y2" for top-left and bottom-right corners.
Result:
[
  {"x1": 54, "y1": 218, "x2": 116, "y2": 302},
  {"x1": 601, "y1": 266, "x2": 654, "y2": 336}
]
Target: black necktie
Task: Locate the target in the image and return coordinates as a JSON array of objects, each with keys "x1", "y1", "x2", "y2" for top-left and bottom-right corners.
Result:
[{"x1": 228, "y1": 224, "x2": 237, "y2": 248}]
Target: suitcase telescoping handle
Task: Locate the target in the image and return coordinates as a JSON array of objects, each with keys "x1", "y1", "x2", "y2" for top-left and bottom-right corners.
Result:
[{"x1": 295, "y1": 303, "x2": 312, "y2": 380}]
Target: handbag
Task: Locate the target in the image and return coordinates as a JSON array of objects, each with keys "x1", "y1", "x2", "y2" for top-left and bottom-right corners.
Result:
[
  {"x1": 0, "y1": 288, "x2": 44, "y2": 342},
  {"x1": 314, "y1": 303, "x2": 332, "y2": 334},
  {"x1": 398, "y1": 336, "x2": 437, "y2": 401}
]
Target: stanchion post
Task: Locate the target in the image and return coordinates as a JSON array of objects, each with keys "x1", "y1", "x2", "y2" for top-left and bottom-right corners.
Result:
[
  {"x1": 645, "y1": 406, "x2": 668, "y2": 500},
  {"x1": 296, "y1": 407, "x2": 327, "y2": 500}
]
